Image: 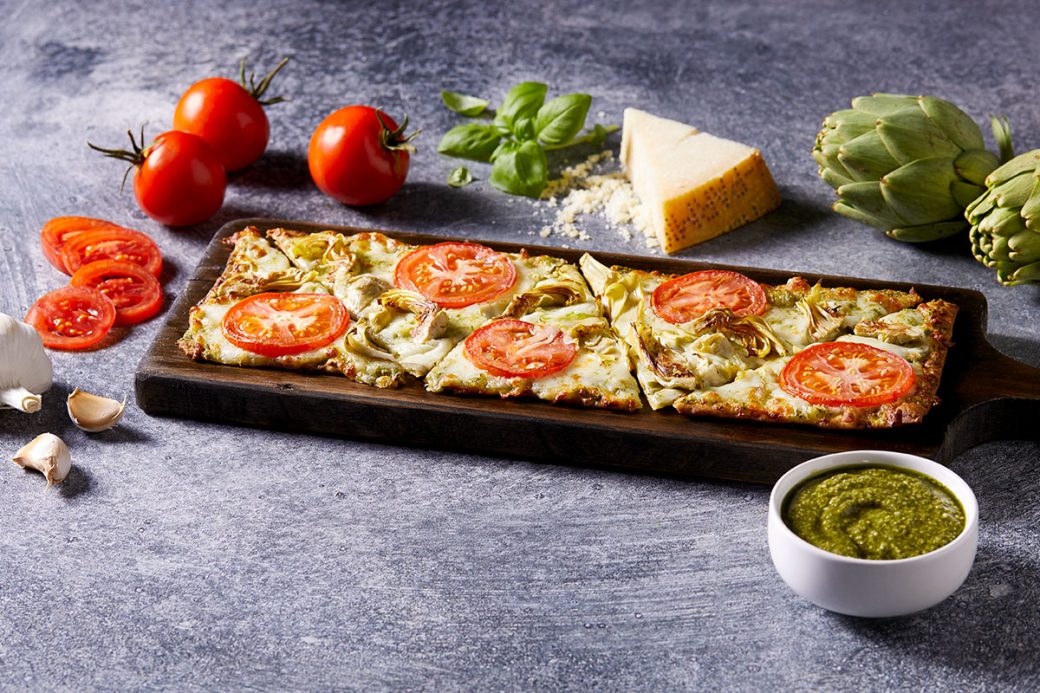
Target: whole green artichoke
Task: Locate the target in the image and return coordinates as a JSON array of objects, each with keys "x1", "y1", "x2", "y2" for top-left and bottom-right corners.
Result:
[
  {"x1": 966, "y1": 150, "x2": 1040, "y2": 285},
  {"x1": 813, "y1": 94, "x2": 1012, "y2": 242}
]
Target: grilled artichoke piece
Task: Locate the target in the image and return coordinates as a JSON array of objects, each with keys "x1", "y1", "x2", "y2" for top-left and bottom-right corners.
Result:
[
  {"x1": 338, "y1": 274, "x2": 392, "y2": 316},
  {"x1": 966, "y1": 149, "x2": 1040, "y2": 285},
  {"x1": 377, "y1": 289, "x2": 449, "y2": 342},
  {"x1": 499, "y1": 280, "x2": 586, "y2": 319},
  {"x1": 686, "y1": 308, "x2": 789, "y2": 359},
  {"x1": 813, "y1": 94, "x2": 1012, "y2": 242}
]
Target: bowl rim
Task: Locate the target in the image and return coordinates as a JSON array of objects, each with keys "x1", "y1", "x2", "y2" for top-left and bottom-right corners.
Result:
[{"x1": 769, "y1": 449, "x2": 979, "y2": 566}]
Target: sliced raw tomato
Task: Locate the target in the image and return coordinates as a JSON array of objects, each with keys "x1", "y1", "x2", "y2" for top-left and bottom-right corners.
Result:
[
  {"x1": 779, "y1": 341, "x2": 916, "y2": 408},
  {"x1": 61, "y1": 227, "x2": 163, "y2": 278},
  {"x1": 41, "y1": 216, "x2": 128, "y2": 273},
  {"x1": 464, "y1": 319, "x2": 577, "y2": 379},
  {"x1": 221, "y1": 292, "x2": 349, "y2": 357},
  {"x1": 70, "y1": 260, "x2": 163, "y2": 326},
  {"x1": 394, "y1": 242, "x2": 516, "y2": 308},
  {"x1": 25, "y1": 285, "x2": 116, "y2": 351},
  {"x1": 651, "y1": 269, "x2": 767, "y2": 324}
]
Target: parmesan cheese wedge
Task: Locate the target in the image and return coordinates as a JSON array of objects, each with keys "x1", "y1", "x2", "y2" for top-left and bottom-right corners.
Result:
[{"x1": 620, "y1": 108, "x2": 781, "y2": 253}]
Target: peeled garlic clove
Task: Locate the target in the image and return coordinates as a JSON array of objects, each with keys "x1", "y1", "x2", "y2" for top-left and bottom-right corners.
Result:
[
  {"x1": 12, "y1": 433, "x2": 71, "y2": 485},
  {"x1": 67, "y1": 388, "x2": 127, "y2": 432}
]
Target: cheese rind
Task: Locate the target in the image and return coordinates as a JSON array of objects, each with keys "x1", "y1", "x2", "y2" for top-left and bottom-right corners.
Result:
[{"x1": 620, "y1": 108, "x2": 782, "y2": 253}]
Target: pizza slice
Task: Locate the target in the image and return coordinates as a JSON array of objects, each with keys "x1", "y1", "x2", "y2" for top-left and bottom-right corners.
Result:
[
  {"x1": 178, "y1": 227, "x2": 408, "y2": 387},
  {"x1": 579, "y1": 253, "x2": 957, "y2": 427},
  {"x1": 424, "y1": 300, "x2": 643, "y2": 411}
]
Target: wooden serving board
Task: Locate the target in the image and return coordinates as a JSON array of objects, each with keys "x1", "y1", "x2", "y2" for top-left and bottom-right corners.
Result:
[{"x1": 135, "y1": 218, "x2": 1040, "y2": 484}]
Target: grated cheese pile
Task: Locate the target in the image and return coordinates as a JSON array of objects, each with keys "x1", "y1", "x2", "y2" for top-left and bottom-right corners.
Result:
[{"x1": 534, "y1": 151, "x2": 657, "y2": 248}]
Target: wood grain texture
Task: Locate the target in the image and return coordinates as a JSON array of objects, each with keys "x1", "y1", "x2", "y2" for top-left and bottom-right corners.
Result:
[{"x1": 136, "y1": 218, "x2": 1040, "y2": 483}]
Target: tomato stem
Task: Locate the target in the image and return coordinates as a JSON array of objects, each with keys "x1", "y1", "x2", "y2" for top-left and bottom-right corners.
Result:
[
  {"x1": 87, "y1": 126, "x2": 147, "y2": 190},
  {"x1": 376, "y1": 111, "x2": 421, "y2": 153},
  {"x1": 239, "y1": 56, "x2": 291, "y2": 106}
]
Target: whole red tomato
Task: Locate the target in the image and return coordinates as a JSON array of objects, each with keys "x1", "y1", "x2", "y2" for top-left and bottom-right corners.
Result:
[
  {"x1": 308, "y1": 106, "x2": 417, "y2": 206},
  {"x1": 173, "y1": 58, "x2": 289, "y2": 172},
  {"x1": 90, "y1": 129, "x2": 226, "y2": 227}
]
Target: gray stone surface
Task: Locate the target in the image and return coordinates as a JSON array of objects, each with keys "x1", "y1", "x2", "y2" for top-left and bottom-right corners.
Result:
[{"x1": 1, "y1": 0, "x2": 1039, "y2": 689}]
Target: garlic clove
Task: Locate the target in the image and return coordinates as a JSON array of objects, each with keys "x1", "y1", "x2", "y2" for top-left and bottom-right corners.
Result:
[
  {"x1": 12, "y1": 433, "x2": 71, "y2": 485},
  {"x1": 67, "y1": 388, "x2": 127, "y2": 432}
]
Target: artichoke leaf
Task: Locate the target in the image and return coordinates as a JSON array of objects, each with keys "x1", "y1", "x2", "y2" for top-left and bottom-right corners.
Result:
[
  {"x1": 850, "y1": 93, "x2": 918, "y2": 116},
  {"x1": 814, "y1": 142, "x2": 857, "y2": 183},
  {"x1": 995, "y1": 172, "x2": 1036, "y2": 209},
  {"x1": 886, "y1": 221, "x2": 966, "y2": 243},
  {"x1": 919, "y1": 95, "x2": 986, "y2": 151},
  {"x1": 877, "y1": 113, "x2": 961, "y2": 165},
  {"x1": 836, "y1": 181, "x2": 895, "y2": 217},
  {"x1": 833, "y1": 201, "x2": 901, "y2": 230},
  {"x1": 836, "y1": 130, "x2": 902, "y2": 181},
  {"x1": 951, "y1": 180, "x2": 986, "y2": 209},
  {"x1": 986, "y1": 150, "x2": 1040, "y2": 186},
  {"x1": 821, "y1": 109, "x2": 879, "y2": 143},
  {"x1": 819, "y1": 165, "x2": 856, "y2": 190},
  {"x1": 880, "y1": 157, "x2": 962, "y2": 225},
  {"x1": 979, "y1": 206, "x2": 1022, "y2": 236},
  {"x1": 1019, "y1": 176, "x2": 1040, "y2": 220},
  {"x1": 954, "y1": 149, "x2": 1001, "y2": 186},
  {"x1": 1004, "y1": 261, "x2": 1040, "y2": 285}
]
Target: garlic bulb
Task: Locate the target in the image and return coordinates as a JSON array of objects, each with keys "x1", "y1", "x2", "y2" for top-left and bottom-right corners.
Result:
[
  {"x1": 0, "y1": 313, "x2": 53, "y2": 413},
  {"x1": 11, "y1": 433, "x2": 71, "y2": 485},
  {"x1": 67, "y1": 388, "x2": 127, "y2": 432}
]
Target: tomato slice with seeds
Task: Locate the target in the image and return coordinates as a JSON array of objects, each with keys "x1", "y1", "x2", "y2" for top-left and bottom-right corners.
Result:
[
  {"x1": 651, "y1": 270, "x2": 767, "y2": 324},
  {"x1": 779, "y1": 341, "x2": 916, "y2": 408},
  {"x1": 394, "y1": 242, "x2": 517, "y2": 308},
  {"x1": 70, "y1": 260, "x2": 163, "y2": 326},
  {"x1": 464, "y1": 319, "x2": 577, "y2": 379},
  {"x1": 61, "y1": 227, "x2": 163, "y2": 278},
  {"x1": 25, "y1": 286, "x2": 116, "y2": 351},
  {"x1": 41, "y1": 216, "x2": 129, "y2": 274},
  {"x1": 221, "y1": 292, "x2": 349, "y2": 357}
]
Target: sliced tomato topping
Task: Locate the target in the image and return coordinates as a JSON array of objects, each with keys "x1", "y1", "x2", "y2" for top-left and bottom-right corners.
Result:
[
  {"x1": 61, "y1": 227, "x2": 163, "y2": 279},
  {"x1": 779, "y1": 341, "x2": 916, "y2": 408},
  {"x1": 394, "y1": 242, "x2": 516, "y2": 308},
  {"x1": 41, "y1": 216, "x2": 129, "y2": 274},
  {"x1": 464, "y1": 319, "x2": 577, "y2": 379},
  {"x1": 25, "y1": 285, "x2": 116, "y2": 351},
  {"x1": 651, "y1": 269, "x2": 767, "y2": 324},
  {"x1": 70, "y1": 260, "x2": 164, "y2": 326},
  {"x1": 221, "y1": 292, "x2": 349, "y2": 357}
]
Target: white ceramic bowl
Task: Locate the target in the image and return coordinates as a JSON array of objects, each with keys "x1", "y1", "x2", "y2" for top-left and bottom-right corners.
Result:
[{"x1": 768, "y1": 450, "x2": 978, "y2": 618}]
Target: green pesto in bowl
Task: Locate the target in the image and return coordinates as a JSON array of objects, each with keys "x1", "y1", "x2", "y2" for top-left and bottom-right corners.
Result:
[{"x1": 782, "y1": 465, "x2": 965, "y2": 560}]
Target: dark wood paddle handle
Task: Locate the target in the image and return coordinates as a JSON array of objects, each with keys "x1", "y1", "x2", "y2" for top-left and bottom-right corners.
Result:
[{"x1": 940, "y1": 343, "x2": 1040, "y2": 459}]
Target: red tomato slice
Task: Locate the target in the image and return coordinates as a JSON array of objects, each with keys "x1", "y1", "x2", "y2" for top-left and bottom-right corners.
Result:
[
  {"x1": 41, "y1": 216, "x2": 128, "y2": 274},
  {"x1": 25, "y1": 286, "x2": 116, "y2": 351},
  {"x1": 70, "y1": 260, "x2": 164, "y2": 326},
  {"x1": 394, "y1": 242, "x2": 517, "y2": 308},
  {"x1": 779, "y1": 341, "x2": 916, "y2": 408},
  {"x1": 652, "y1": 270, "x2": 767, "y2": 324},
  {"x1": 464, "y1": 319, "x2": 577, "y2": 379},
  {"x1": 61, "y1": 227, "x2": 163, "y2": 278},
  {"x1": 221, "y1": 292, "x2": 349, "y2": 357}
]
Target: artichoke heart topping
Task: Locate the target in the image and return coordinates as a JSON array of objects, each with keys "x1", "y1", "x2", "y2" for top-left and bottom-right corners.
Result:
[
  {"x1": 377, "y1": 289, "x2": 448, "y2": 342},
  {"x1": 686, "y1": 308, "x2": 789, "y2": 358},
  {"x1": 500, "y1": 280, "x2": 585, "y2": 319}
]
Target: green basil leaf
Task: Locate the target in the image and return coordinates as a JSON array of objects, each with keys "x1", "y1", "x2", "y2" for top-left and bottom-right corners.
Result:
[
  {"x1": 535, "y1": 93, "x2": 592, "y2": 146},
  {"x1": 489, "y1": 140, "x2": 548, "y2": 198},
  {"x1": 440, "y1": 90, "x2": 489, "y2": 117},
  {"x1": 437, "y1": 123, "x2": 503, "y2": 162},
  {"x1": 492, "y1": 82, "x2": 547, "y2": 135},
  {"x1": 513, "y1": 116, "x2": 537, "y2": 142},
  {"x1": 447, "y1": 166, "x2": 474, "y2": 188}
]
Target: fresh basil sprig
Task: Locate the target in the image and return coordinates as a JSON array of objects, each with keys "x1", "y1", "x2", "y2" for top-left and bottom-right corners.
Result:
[{"x1": 437, "y1": 81, "x2": 617, "y2": 198}]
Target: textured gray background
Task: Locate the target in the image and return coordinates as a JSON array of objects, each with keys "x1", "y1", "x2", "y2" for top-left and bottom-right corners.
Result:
[{"x1": 1, "y1": 0, "x2": 1039, "y2": 690}]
